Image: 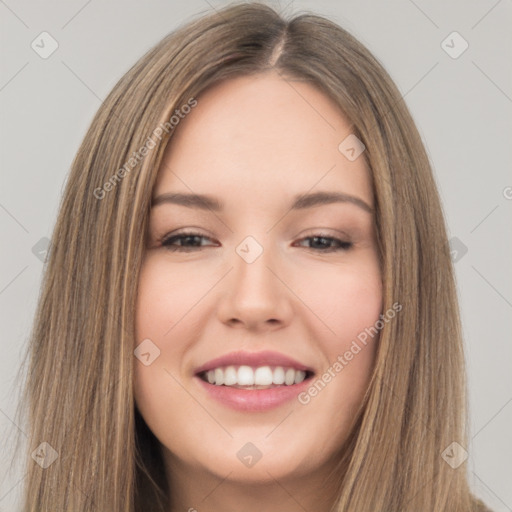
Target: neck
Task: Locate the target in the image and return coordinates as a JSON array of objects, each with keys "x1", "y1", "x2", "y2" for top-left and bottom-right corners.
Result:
[{"x1": 164, "y1": 450, "x2": 344, "y2": 512}]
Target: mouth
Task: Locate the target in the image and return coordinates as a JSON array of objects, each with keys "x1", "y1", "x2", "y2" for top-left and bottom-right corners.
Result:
[
  {"x1": 193, "y1": 351, "x2": 316, "y2": 411},
  {"x1": 197, "y1": 365, "x2": 315, "y2": 389}
]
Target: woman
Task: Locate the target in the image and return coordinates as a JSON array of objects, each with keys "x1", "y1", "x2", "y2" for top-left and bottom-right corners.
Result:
[{"x1": 17, "y1": 2, "x2": 492, "y2": 510}]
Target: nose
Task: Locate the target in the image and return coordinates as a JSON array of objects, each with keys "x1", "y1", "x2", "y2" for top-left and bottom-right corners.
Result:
[{"x1": 216, "y1": 239, "x2": 293, "y2": 332}]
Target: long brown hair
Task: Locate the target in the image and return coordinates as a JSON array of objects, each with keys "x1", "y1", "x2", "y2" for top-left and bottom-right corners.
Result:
[{"x1": 14, "y1": 1, "x2": 490, "y2": 510}]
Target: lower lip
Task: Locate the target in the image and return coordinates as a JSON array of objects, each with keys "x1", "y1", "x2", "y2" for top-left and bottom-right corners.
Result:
[{"x1": 195, "y1": 376, "x2": 312, "y2": 412}]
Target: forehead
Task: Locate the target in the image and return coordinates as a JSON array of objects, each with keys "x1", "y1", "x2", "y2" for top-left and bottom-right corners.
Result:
[{"x1": 153, "y1": 72, "x2": 373, "y2": 209}]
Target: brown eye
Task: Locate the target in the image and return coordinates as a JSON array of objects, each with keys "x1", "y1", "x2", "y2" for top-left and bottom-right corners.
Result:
[
  {"x1": 294, "y1": 235, "x2": 353, "y2": 252},
  {"x1": 161, "y1": 231, "x2": 217, "y2": 252}
]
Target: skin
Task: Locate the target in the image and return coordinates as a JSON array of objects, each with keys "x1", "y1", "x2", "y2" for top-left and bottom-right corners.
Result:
[{"x1": 134, "y1": 70, "x2": 383, "y2": 512}]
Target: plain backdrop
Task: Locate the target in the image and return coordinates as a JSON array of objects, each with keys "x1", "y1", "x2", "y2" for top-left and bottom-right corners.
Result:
[{"x1": 1, "y1": 0, "x2": 511, "y2": 510}]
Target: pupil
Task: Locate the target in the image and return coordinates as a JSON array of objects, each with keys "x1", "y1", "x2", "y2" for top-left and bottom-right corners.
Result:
[
  {"x1": 185, "y1": 236, "x2": 200, "y2": 246},
  {"x1": 313, "y1": 236, "x2": 328, "y2": 248}
]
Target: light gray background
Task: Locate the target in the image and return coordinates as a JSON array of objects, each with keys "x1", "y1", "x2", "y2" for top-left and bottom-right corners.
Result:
[{"x1": 1, "y1": 0, "x2": 511, "y2": 510}]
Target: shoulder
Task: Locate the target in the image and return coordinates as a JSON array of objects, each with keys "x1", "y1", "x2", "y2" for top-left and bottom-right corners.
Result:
[{"x1": 473, "y1": 497, "x2": 493, "y2": 512}]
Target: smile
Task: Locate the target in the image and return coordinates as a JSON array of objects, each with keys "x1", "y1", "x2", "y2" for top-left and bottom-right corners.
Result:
[
  {"x1": 194, "y1": 350, "x2": 316, "y2": 411},
  {"x1": 198, "y1": 365, "x2": 312, "y2": 388}
]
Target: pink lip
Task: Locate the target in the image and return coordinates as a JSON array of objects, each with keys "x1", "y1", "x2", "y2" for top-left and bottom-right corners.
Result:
[
  {"x1": 195, "y1": 376, "x2": 313, "y2": 412},
  {"x1": 193, "y1": 349, "x2": 313, "y2": 374},
  {"x1": 193, "y1": 350, "x2": 315, "y2": 412}
]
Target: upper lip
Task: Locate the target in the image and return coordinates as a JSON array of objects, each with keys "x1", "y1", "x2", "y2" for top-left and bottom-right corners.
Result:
[{"x1": 194, "y1": 350, "x2": 315, "y2": 375}]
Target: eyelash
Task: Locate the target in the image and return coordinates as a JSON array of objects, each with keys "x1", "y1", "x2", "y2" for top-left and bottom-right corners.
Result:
[{"x1": 160, "y1": 231, "x2": 353, "y2": 253}]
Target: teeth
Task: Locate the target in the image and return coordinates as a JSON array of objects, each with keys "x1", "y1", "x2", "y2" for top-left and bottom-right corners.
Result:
[
  {"x1": 237, "y1": 365, "x2": 254, "y2": 385},
  {"x1": 201, "y1": 365, "x2": 309, "y2": 387},
  {"x1": 273, "y1": 366, "x2": 285, "y2": 385},
  {"x1": 284, "y1": 368, "x2": 295, "y2": 385},
  {"x1": 214, "y1": 368, "x2": 224, "y2": 386},
  {"x1": 224, "y1": 366, "x2": 237, "y2": 386},
  {"x1": 254, "y1": 366, "x2": 273, "y2": 386},
  {"x1": 294, "y1": 370, "x2": 306, "y2": 384}
]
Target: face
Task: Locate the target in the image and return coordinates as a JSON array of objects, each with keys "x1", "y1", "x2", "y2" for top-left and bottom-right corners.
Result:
[{"x1": 134, "y1": 71, "x2": 382, "y2": 490}]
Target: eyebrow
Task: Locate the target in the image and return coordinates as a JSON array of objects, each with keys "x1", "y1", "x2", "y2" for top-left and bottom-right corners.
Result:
[{"x1": 151, "y1": 190, "x2": 373, "y2": 214}]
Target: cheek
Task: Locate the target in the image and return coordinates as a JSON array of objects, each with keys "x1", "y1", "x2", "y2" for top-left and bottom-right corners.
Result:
[
  {"x1": 329, "y1": 272, "x2": 382, "y2": 345},
  {"x1": 133, "y1": 258, "x2": 202, "y2": 447},
  {"x1": 135, "y1": 256, "x2": 200, "y2": 341},
  {"x1": 133, "y1": 258, "x2": 188, "y2": 417},
  {"x1": 295, "y1": 256, "x2": 383, "y2": 346},
  {"x1": 134, "y1": 254, "x2": 217, "y2": 374},
  {"x1": 296, "y1": 258, "x2": 382, "y2": 415}
]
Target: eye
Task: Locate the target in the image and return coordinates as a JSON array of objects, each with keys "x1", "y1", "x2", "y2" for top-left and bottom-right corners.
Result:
[
  {"x1": 161, "y1": 231, "x2": 352, "y2": 253},
  {"x1": 294, "y1": 234, "x2": 353, "y2": 253},
  {"x1": 161, "y1": 231, "x2": 217, "y2": 252}
]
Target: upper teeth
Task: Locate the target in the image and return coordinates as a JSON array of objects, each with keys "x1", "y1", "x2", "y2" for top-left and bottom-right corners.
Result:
[{"x1": 203, "y1": 365, "x2": 307, "y2": 387}]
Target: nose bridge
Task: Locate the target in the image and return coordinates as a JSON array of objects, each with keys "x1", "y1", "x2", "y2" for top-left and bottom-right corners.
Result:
[
  {"x1": 216, "y1": 232, "x2": 292, "y2": 329},
  {"x1": 232, "y1": 234, "x2": 278, "y2": 299}
]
